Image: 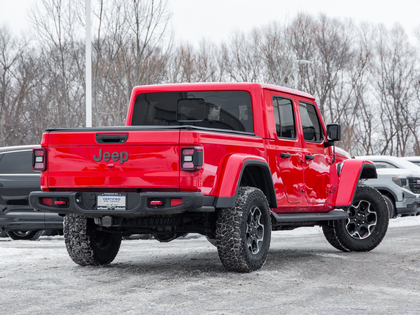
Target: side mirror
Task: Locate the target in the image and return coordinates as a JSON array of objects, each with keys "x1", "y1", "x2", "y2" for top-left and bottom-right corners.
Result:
[{"x1": 326, "y1": 124, "x2": 341, "y2": 141}]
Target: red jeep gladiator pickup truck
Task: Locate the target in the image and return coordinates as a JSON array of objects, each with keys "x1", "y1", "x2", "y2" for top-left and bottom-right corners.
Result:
[{"x1": 29, "y1": 83, "x2": 388, "y2": 272}]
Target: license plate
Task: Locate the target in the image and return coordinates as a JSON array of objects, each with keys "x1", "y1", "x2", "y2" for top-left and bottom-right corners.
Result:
[{"x1": 97, "y1": 193, "x2": 126, "y2": 210}]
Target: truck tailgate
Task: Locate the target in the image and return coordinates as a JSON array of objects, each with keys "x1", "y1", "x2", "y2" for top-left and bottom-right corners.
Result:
[{"x1": 44, "y1": 130, "x2": 180, "y2": 190}]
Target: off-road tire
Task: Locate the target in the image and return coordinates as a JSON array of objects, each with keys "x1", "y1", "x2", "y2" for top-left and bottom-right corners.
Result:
[
  {"x1": 323, "y1": 185, "x2": 388, "y2": 252},
  {"x1": 63, "y1": 214, "x2": 122, "y2": 266},
  {"x1": 216, "y1": 186, "x2": 271, "y2": 272},
  {"x1": 382, "y1": 195, "x2": 396, "y2": 219},
  {"x1": 6, "y1": 230, "x2": 44, "y2": 240}
]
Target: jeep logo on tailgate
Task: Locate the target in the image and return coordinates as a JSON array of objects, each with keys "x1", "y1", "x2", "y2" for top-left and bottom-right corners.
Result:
[{"x1": 93, "y1": 149, "x2": 129, "y2": 164}]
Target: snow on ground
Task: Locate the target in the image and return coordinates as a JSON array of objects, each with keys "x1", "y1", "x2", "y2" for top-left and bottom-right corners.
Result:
[
  {"x1": 1, "y1": 214, "x2": 418, "y2": 251},
  {"x1": 0, "y1": 214, "x2": 419, "y2": 315},
  {"x1": 387, "y1": 215, "x2": 420, "y2": 227}
]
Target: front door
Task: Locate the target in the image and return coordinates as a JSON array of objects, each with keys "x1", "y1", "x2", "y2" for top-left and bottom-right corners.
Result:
[{"x1": 298, "y1": 101, "x2": 331, "y2": 204}]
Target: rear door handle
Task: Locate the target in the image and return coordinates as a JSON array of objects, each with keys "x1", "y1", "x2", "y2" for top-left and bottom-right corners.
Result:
[
  {"x1": 305, "y1": 154, "x2": 315, "y2": 160},
  {"x1": 280, "y1": 152, "x2": 292, "y2": 159}
]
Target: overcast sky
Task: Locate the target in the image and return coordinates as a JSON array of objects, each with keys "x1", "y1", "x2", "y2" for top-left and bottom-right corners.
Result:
[{"x1": 1, "y1": 0, "x2": 419, "y2": 44}]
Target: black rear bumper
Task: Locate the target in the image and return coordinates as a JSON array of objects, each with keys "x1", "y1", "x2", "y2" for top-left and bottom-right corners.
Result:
[{"x1": 29, "y1": 191, "x2": 215, "y2": 218}]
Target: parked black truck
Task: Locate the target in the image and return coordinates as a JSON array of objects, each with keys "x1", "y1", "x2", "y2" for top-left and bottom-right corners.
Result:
[{"x1": 0, "y1": 145, "x2": 62, "y2": 240}]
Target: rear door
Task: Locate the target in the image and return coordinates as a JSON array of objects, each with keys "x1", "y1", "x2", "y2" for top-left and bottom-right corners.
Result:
[{"x1": 274, "y1": 96, "x2": 304, "y2": 205}]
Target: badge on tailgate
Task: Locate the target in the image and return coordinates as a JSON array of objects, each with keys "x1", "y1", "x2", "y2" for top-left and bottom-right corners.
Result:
[{"x1": 97, "y1": 193, "x2": 126, "y2": 210}]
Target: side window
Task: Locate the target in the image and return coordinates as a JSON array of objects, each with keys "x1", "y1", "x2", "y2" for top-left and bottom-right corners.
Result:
[
  {"x1": 273, "y1": 97, "x2": 296, "y2": 139},
  {"x1": 299, "y1": 102, "x2": 323, "y2": 142},
  {"x1": 0, "y1": 151, "x2": 37, "y2": 174},
  {"x1": 374, "y1": 162, "x2": 398, "y2": 169}
]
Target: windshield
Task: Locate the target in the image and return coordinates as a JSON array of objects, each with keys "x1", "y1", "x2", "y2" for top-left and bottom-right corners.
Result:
[{"x1": 131, "y1": 91, "x2": 253, "y2": 132}]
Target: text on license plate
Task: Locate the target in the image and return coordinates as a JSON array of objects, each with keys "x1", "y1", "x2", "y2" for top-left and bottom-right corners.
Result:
[{"x1": 97, "y1": 193, "x2": 126, "y2": 210}]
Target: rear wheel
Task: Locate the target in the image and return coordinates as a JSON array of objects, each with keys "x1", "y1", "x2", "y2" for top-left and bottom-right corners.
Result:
[
  {"x1": 216, "y1": 186, "x2": 271, "y2": 272},
  {"x1": 323, "y1": 185, "x2": 389, "y2": 252},
  {"x1": 6, "y1": 230, "x2": 44, "y2": 240},
  {"x1": 64, "y1": 214, "x2": 121, "y2": 266}
]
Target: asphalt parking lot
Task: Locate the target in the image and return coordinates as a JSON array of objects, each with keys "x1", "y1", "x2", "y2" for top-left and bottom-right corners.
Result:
[{"x1": 1, "y1": 217, "x2": 419, "y2": 315}]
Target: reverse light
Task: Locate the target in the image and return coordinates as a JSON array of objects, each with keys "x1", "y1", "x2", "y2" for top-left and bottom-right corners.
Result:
[
  {"x1": 150, "y1": 200, "x2": 163, "y2": 206},
  {"x1": 181, "y1": 147, "x2": 203, "y2": 171},
  {"x1": 54, "y1": 200, "x2": 67, "y2": 205},
  {"x1": 149, "y1": 199, "x2": 183, "y2": 207},
  {"x1": 32, "y1": 148, "x2": 47, "y2": 171}
]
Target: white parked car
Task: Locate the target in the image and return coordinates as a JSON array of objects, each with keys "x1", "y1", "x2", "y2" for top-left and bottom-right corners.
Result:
[
  {"x1": 401, "y1": 156, "x2": 420, "y2": 167},
  {"x1": 356, "y1": 156, "x2": 420, "y2": 218}
]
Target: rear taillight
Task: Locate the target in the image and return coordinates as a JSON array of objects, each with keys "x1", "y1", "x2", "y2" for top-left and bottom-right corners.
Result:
[
  {"x1": 181, "y1": 147, "x2": 203, "y2": 171},
  {"x1": 40, "y1": 197, "x2": 68, "y2": 207},
  {"x1": 41, "y1": 198, "x2": 53, "y2": 206},
  {"x1": 32, "y1": 148, "x2": 47, "y2": 171}
]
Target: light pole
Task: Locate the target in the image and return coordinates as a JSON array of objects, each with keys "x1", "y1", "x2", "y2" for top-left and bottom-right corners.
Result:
[
  {"x1": 293, "y1": 60, "x2": 312, "y2": 90},
  {"x1": 86, "y1": 0, "x2": 92, "y2": 127}
]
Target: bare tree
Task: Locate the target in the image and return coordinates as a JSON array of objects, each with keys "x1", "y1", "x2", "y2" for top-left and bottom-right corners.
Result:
[
  {"x1": 371, "y1": 24, "x2": 419, "y2": 156},
  {"x1": 0, "y1": 26, "x2": 32, "y2": 146},
  {"x1": 88, "y1": 0, "x2": 129, "y2": 126},
  {"x1": 347, "y1": 23, "x2": 379, "y2": 155},
  {"x1": 259, "y1": 21, "x2": 294, "y2": 86},
  {"x1": 287, "y1": 13, "x2": 318, "y2": 90},
  {"x1": 123, "y1": 0, "x2": 171, "y2": 86},
  {"x1": 3, "y1": 6, "x2": 420, "y2": 156},
  {"x1": 28, "y1": 0, "x2": 85, "y2": 128},
  {"x1": 312, "y1": 14, "x2": 355, "y2": 122},
  {"x1": 167, "y1": 39, "x2": 220, "y2": 83},
  {"x1": 220, "y1": 29, "x2": 263, "y2": 82}
]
